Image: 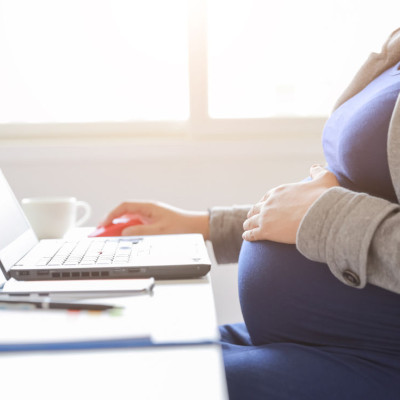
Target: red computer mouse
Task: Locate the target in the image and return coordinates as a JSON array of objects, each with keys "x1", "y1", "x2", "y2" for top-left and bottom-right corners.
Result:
[{"x1": 89, "y1": 214, "x2": 145, "y2": 237}]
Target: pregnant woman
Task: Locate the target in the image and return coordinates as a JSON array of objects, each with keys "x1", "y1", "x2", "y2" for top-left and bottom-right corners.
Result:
[{"x1": 100, "y1": 28, "x2": 400, "y2": 399}]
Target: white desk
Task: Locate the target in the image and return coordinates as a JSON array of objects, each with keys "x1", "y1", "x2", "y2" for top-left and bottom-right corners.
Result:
[
  {"x1": 1, "y1": 345, "x2": 227, "y2": 400},
  {"x1": 0, "y1": 230, "x2": 228, "y2": 399}
]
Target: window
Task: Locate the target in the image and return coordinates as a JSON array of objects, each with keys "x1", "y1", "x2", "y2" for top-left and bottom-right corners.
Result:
[
  {"x1": 0, "y1": 0, "x2": 189, "y2": 123},
  {"x1": 208, "y1": 0, "x2": 399, "y2": 118},
  {"x1": 0, "y1": 0, "x2": 399, "y2": 138}
]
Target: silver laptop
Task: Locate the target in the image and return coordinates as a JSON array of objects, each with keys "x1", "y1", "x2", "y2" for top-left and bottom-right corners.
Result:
[{"x1": 0, "y1": 170, "x2": 211, "y2": 281}]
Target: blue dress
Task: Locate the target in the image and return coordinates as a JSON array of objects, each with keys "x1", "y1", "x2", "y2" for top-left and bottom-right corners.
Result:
[{"x1": 220, "y1": 61, "x2": 400, "y2": 400}]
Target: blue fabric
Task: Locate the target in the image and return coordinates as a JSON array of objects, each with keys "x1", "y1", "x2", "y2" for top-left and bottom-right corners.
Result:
[
  {"x1": 220, "y1": 323, "x2": 400, "y2": 400},
  {"x1": 323, "y1": 60, "x2": 400, "y2": 203},
  {"x1": 221, "y1": 61, "x2": 400, "y2": 400}
]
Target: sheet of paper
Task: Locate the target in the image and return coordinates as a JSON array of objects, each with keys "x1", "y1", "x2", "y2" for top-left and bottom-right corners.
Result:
[
  {"x1": 2, "y1": 278, "x2": 154, "y2": 296},
  {"x1": 0, "y1": 294, "x2": 153, "y2": 346}
]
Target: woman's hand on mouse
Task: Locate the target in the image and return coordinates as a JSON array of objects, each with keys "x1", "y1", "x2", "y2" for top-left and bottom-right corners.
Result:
[
  {"x1": 100, "y1": 201, "x2": 210, "y2": 239},
  {"x1": 242, "y1": 165, "x2": 339, "y2": 244}
]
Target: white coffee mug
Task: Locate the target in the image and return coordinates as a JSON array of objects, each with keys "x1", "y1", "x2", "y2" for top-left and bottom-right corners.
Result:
[{"x1": 21, "y1": 197, "x2": 91, "y2": 239}]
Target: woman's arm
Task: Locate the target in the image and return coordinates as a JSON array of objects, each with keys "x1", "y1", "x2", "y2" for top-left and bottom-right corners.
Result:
[
  {"x1": 100, "y1": 201, "x2": 210, "y2": 238},
  {"x1": 241, "y1": 164, "x2": 400, "y2": 293},
  {"x1": 100, "y1": 200, "x2": 250, "y2": 264},
  {"x1": 209, "y1": 205, "x2": 251, "y2": 264},
  {"x1": 297, "y1": 187, "x2": 400, "y2": 294}
]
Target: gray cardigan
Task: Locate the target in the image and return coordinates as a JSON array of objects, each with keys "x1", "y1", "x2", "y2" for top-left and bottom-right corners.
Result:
[{"x1": 209, "y1": 28, "x2": 400, "y2": 294}]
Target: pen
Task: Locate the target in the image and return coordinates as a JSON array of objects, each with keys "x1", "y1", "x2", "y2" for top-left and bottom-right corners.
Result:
[{"x1": 0, "y1": 298, "x2": 116, "y2": 311}]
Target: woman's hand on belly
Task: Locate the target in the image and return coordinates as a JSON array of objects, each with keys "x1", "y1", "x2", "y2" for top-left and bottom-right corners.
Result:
[{"x1": 242, "y1": 165, "x2": 339, "y2": 244}]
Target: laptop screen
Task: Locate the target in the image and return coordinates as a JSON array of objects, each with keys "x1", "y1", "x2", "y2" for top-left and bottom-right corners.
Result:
[
  {"x1": 0, "y1": 170, "x2": 37, "y2": 276},
  {"x1": 0, "y1": 171, "x2": 31, "y2": 249}
]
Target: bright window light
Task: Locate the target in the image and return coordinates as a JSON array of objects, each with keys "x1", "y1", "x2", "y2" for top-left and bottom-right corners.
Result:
[
  {"x1": 0, "y1": 0, "x2": 189, "y2": 123},
  {"x1": 0, "y1": 0, "x2": 399, "y2": 133},
  {"x1": 208, "y1": 0, "x2": 400, "y2": 118}
]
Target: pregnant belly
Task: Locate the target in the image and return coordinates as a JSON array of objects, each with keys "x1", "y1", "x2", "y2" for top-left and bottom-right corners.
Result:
[{"x1": 238, "y1": 240, "x2": 400, "y2": 351}]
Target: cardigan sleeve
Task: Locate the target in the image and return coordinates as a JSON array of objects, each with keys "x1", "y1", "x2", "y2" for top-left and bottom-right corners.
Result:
[
  {"x1": 296, "y1": 186, "x2": 400, "y2": 294},
  {"x1": 209, "y1": 205, "x2": 251, "y2": 264}
]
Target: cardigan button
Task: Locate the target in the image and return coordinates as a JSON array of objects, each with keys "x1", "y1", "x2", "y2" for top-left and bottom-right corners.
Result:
[{"x1": 343, "y1": 270, "x2": 361, "y2": 287}]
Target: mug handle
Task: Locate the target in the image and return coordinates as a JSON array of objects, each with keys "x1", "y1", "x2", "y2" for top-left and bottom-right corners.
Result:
[{"x1": 76, "y1": 200, "x2": 91, "y2": 227}]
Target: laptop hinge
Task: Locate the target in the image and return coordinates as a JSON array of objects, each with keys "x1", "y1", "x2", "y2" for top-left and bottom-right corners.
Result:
[{"x1": 0, "y1": 259, "x2": 11, "y2": 281}]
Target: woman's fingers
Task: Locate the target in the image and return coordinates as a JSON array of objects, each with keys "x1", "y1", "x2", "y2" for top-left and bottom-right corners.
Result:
[
  {"x1": 243, "y1": 213, "x2": 261, "y2": 232},
  {"x1": 99, "y1": 205, "x2": 128, "y2": 226},
  {"x1": 122, "y1": 223, "x2": 159, "y2": 236},
  {"x1": 309, "y1": 164, "x2": 326, "y2": 179},
  {"x1": 247, "y1": 201, "x2": 263, "y2": 218},
  {"x1": 99, "y1": 201, "x2": 153, "y2": 227},
  {"x1": 242, "y1": 227, "x2": 262, "y2": 241},
  {"x1": 242, "y1": 166, "x2": 340, "y2": 244},
  {"x1": 310, "y1": 164, "x2": 340, "y2": 186}
]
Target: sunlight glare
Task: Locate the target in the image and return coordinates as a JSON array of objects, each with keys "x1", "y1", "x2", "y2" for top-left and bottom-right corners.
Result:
[{"x1": 0, "y1": 0, "x2": 189, "y2": 123}]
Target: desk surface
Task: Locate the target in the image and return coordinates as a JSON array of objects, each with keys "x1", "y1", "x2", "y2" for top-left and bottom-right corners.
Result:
[
  {"x1": 2, "y1": 345, "x2": 227, "y2": 400},
  {"x1": 1, "y1": 230, "x2": 228, "y2": 399}
]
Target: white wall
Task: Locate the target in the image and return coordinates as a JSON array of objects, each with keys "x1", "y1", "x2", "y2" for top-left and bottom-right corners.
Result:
[{"x1": 0, "y1": 134, "x2": 325, "y2": 325}]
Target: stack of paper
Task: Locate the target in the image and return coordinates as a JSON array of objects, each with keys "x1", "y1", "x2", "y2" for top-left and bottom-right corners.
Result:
[{"x1": 0, "y1": 279, "x2": 155, "y2": 351}]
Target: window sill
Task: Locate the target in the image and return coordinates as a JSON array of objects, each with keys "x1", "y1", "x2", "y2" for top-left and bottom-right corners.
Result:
[{"x1": 0, "y1": 117, "x2": 327, "y2": 144}]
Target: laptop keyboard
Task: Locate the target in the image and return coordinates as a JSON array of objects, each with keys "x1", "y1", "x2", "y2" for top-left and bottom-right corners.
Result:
[{"x1": 34, "y1": 238, "x2": 140, "y2": 267}]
